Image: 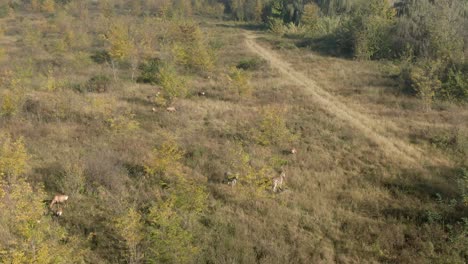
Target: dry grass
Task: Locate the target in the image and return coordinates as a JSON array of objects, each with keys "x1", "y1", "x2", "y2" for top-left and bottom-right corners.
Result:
[{"x1": 0, "y1": 5, "x2": 466, "y2": 263}]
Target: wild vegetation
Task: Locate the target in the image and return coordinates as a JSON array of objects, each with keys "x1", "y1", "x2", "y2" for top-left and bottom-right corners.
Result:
[{"x1": 0, "y1": 0, "x2": 466, "y2": 263}]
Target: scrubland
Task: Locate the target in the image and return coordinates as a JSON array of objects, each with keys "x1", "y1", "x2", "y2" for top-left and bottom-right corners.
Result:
[{"x1": 0, "y1": 1, "x2": 466, "y2": 263}]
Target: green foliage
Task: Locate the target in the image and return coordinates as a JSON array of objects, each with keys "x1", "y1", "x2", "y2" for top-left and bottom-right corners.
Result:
[
  {"x1": 158, "y1": 64, "x2": 188, "y2": 99},
  {"x1": 227, "y1": 144, "x2": 272, "y2": 195},
  {"x1": 147, "y1": 196, "x2": 198, "y2": 264},
  {"x1": 236, "y1": 57, "x2": 266, "y2": 71},
  {"x1": 114, "y1": 207, "x2": 144, "y2": 264},
  {"x1": 228, "y1": 66, "x2": 253, "y2": 96},
  {"x1": 441, "y1": 65, "x2": 468, "y2": 102},
  {"x1": 0, "y1": 71, "x2": 25, "y2": 117},
  {"x1": 308, "y1": 15, "x2": 342, "y2": 37},
  {"x1": 172, "y1": 22, "x2": 214, "y2": 72},
  {"x1": 105, "y1": 20, "x2": 134, "y2": 61},
  {"x1": 268, "y1": 17, "x2": 287, "y2": 35},
  {"x1": 457, "y1": 167, "x2": 468, "y2": 206},
  {"x1": 336, "y1": 0, "x2": 395, "y2": 59},
  {"x1": 145, "y1": 140, "x2": 185, "y2": 177},
  {"x1": 138, "y1": 60, "x2": 187, "y2": 99},
  {"x1": 107, "y1": 112, "x2": 140, "y2": 134},
  {"x1": 400, "y1": 61, "x2": 442, "y2": 108},
  {"x1": 137, "y1": 58, "x2": 162, "y2": 84},
  {"x1": 252, "y1": 106, "x2": 296, "y2": 146},
  {"x1": 0, "y1": 134, "x2": 28, "y2": 183},
  {"x1": 394, "y1": 0, "x2": 466, "y2": 63},
  {"x1": 228, "y1": 0, "x2": 265, "y2": 21},
  {"x1": 0, "y1": 134, "x2": 84, "y2": 263},
  {"x1": 0, "y1": 90, "x2": 23, "y2": 117},
  {"x1": 301, "y1": 3, "x2": 320, "y2": 27}
]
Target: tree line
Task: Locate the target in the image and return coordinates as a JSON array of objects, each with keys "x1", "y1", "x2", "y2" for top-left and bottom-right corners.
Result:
[{"x1": 224, "y1": 0, "x2": 468, "y2": 104}]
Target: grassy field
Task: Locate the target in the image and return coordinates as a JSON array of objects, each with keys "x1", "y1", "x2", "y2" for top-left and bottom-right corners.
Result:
[{"x1": 0, "y1": 2, "x2": 467, "y2": 263}]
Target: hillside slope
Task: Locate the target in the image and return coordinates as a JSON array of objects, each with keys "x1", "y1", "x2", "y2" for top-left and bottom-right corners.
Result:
[{"x1": 0, "y1": 3, "x2": 466, "y2": 263}]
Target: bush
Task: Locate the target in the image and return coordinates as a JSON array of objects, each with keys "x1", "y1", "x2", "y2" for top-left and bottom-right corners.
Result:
[
  {"x1": 145, "y1": 140, "x2": 184, "y2": 177},
  {"x1": 236, "y1": 57, "x2": 266, "y2": 71},
  {"x1": 336, "y1": 0, "x2": 395, "y2": 60},
  {"x1": 0, "y1": 91, "x2": 23, "y2": 117},
  {"x1": 86, "y1": 75, "x2": 111, "y2": 93},
  {"x1": 91, "y1": 50, "x2": 111, "y2": 64},
  {"x1": 252, "y1": 106, "x2": 296, "y2": 146},
  {"x1": 137, "y1": 58, "x2": 161, "y2": 84},
  {"x1": 311, "y1": 16, "x2": 342, "y2": 37},
  {"x1": 107, "y1": 113, "x2": 140, "y2": 134},
  {"x1": 399, "y1": 61, "x2": 442, "y2": 108},
  {"x1": 171, "y1": 22, "x2": 214, "y2": 72},
  {"x1": 440, "y1": 65, "x2": 468, "y2": 102},
  {"x1": 267, "y1": 17, "x2": 286, "y2": 35},
  {"x1": 137, "y1": 59, "x2": 187, "y2": 99},
  {"x1": 228, "y1": 67, "x2": 253, "y2": 97},
  {"x1": 400, "y1": 61, "x2": 467, "y2": 103}
]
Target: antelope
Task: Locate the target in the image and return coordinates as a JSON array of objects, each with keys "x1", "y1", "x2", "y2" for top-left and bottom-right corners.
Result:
[
  {"x1": 224, "y1": 172, "x2": 238, "y2": 187},
  {"x1": 53, "y1": 208, "x2": 63, "y2": 217},
  {"x1": 291, "y1": 148, "x2": 297, "y2": 154},
  {"x1": 152, "y1": 107, "x2": 157, "y2": 112},
  {"x1": 166, "y1": 106, "x2": 176, "y2": 112},
  {"x1": 49, "y1": 194, "x2": 68, "y2": 208},
  {"x1": 272, "y1": 171, "x2": 286, "y2": 193},
  {"x1": 198, "y1": 91, "x2": 206, "y2": 96}
]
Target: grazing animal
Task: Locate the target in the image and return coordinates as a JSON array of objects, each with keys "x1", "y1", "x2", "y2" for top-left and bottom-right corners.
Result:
[
  {"x1": 50, "y1": 194, "x2": 68, "y2": 208},
  {"x1": 53, "y1": 208, "x2": 63, "y2": 217},
  {"x1": 198, "y1": 91, "x2": 206, "y2": 96},
  {"x1": 291, "y1": 148, "x2": 297, "y2": 154},
  {"x1": 166, "y1": 106, "x2": 176, "y2": 112},
  {"x1": 152, "y1": 107, "x2": 157, "y2": 112},
  {"x1": 227, "y1": 177, "x2": 237, "y2": 187},
  {"x1": 224, "y1": 172, "x2": 238, "y2": 187},
  {"x1": 272, "y1": 171, "x2": 286, "y2": 193}
]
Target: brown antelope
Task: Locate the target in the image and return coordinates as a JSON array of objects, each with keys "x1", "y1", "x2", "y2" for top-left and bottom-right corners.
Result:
[
  {"x1": 50, "y1": 194, "x2": 68, "y2": 208},
  {"x1": 272, "y1": 171, "x2": 286, "y2": 193},
  {"x1": 291, "y1": 148, "x2": 297, "y2": 154},
  {"x1": 166, "y1": 106, "x2": 176, "y2": 112}
]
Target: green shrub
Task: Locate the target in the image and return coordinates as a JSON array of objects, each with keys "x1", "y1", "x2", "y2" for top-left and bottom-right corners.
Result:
[
  {"x1": 228, "y1": 67, "x2": 252, "y2": 96},
  {"x1": 310, "y1": 16, "x2": 342, "y2": 37},
  {"x1": 268, "y1": 17, "x2": 287, "y2": 35},
  {"x1": 137, "y1": 59, "x2": 187, "y2": 99},
  {"x1": 399, "y1": 61, "x2": 442, "y2": 108},
  {"x1": 336, "y1": 0, "x2": 395, "y2": 59},
  {"x1": 137, "y1": 58, "x2": 162, "y2": 84},
  {"x1": 236, "y1": 57, "x2": 266, "y2": 71},
  {"x1": 171, "y1": 22, "x2": 214, "y2": 72},
  {"x1": 252, "y1": 106, "x2": 296, "y2": 146},
  {"x1": 457, "y1": 167, "x2": 468, "y2": 206},
  {"x1": 90, "y1": 50, "x2": 111, "y2": 64},
  {"x1": 440, "y1": 65, "x2": 468, "y2": 102}
]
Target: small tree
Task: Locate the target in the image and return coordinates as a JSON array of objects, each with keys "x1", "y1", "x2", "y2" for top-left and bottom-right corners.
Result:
[
  {"x1": 104, "y1": 20, "x2": 135, "y2": 80},
  {"x1": 114, "y1": 208, "x2": 144, "y2": 264}
]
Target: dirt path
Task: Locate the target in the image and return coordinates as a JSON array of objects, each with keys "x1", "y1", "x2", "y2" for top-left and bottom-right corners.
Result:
[{"x1": 245, "y1": 33, "x2": 442, "y2": 167}]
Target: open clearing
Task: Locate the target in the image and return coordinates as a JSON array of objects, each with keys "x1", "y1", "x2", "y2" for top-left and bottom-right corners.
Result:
[{"x1": 245, "y1": 32, "x2": 447, "y2": 167}]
